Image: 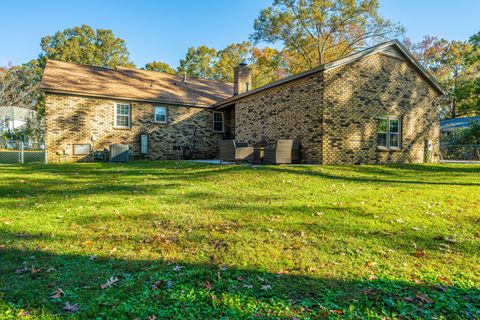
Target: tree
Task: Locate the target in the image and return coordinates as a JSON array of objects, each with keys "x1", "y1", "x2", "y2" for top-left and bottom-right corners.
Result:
[
  {"x1": 39, "y1": 24, "x2": 135, "y2": 69},
  {"x1": 215, "y1": 42, "x2": 253, "y2": 82},
  {"x1": 437, "y1": 41, "x2": 479, "y2": 117},
  {"x1": 0, "y1": 63, "x2": 40, "y2": 109},
  {"x1": 404, "y1": 34, "x2": 480, "y2": 118},
  {"x1": 251, "y1": 47, "x2": 289, "y2": 88},
  {"x1": 403, "y1": 36, "x2": 447, "y2": 72},
  {"x1": 177, "y1": 46, "x2": 218, "y2": 79},
  {"x1": 145, "y1": 61, "x2": 176, "y2": 74},
  {"x1": 250, "y1": 0, "x2": 404, "y2": 73}
]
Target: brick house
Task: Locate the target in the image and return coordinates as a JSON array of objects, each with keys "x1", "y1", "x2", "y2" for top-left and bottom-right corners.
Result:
[{"x1": 40, "y1": 40, "x2": 444, "y2": 164}]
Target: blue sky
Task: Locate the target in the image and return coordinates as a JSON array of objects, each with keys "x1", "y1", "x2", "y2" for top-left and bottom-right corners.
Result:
[{"x1": 1, "y1": 0, "x2": 478, "y2": 68}]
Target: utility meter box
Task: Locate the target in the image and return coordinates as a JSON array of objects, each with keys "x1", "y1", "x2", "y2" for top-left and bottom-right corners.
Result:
[
  {"x1": 426, "y1": 140, "x2": 433, "y2": 151},
  {"x1": 140, "y1": 134, "x2": 148, "y2": 155}
]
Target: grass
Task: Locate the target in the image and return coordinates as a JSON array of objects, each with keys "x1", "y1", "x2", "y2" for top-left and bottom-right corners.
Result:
[{"x1": 0, "y1": 161, "x2": 479, "y2": 319}]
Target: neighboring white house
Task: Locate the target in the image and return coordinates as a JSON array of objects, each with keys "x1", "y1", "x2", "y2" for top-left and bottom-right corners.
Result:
[{"x1": 0, "y1": 106, "x2": 37, "y2": 132}]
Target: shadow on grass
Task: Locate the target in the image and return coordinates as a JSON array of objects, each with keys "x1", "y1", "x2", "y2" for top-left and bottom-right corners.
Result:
[
  {"x1": 0, "y1": 246, "x2": 478, "y2": 319},
  {"x1": 261, "y1": 165, "x2": 480, "y2": 187}
]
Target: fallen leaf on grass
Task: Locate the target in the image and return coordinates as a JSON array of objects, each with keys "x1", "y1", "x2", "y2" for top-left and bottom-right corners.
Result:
[
  {"x1": 31, "y1": 266, "x2": 42, "y2": 273},
  {"x1": 81, "y1": 240, "x2": 93, "y2": 246},
  {"x1": 415, "y1": 248, "x2": 426, "y2": 257},
  {"x1": 203, "y1": 281, "x2": 212, "y2": 290},
  {"x1": 15, "y1": 267, "x2": 29, "y2": 274},
  {"x1": 261, "y1": 285, "x2": 271, "y2": 290},
  {"x1": 172, "y1": 265, "x2": 183, "y2": 272},
  {"x1": 151, "y1": 280, "x2": 165, "y2": 291},
  {"x1": 101, "y1": 276, "x2": 120, "y2": 289},
  {"x1": 50, "y1": 288, "x2": 65, "y2": 299},
  {"x1": 89, "y1": 255, "x2": 98, "y2": 261},
  {"x1": 46, "y1": 267, "x2": 56, "y2": 273},
  {"x1": 109, "y1": 247, "x2": 117, "y2": 256},
  {"x1": 63, "y1": 302, "x2": 78, "y2": 313},
  {"x1": 416, "y1": 293, "x2": 433, "y2": 304},
  {"x1": 17, "y1": 309, "x2": 29, "y2": 317},
  {"x1": 362, "y1": 288, "x2": 377, "y2": 296},
  {"x1": 437, "y1": 275, "x2": 451, "y2": 285}
]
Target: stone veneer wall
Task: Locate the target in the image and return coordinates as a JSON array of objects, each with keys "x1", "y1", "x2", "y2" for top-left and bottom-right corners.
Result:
[
  {"x1": 233, "y1": 51, "x2": 441, "y2": 164},
  {"x1": 322, "y1": 52, "x2": 441, "y2": 164},
  {"x1": 234, "y1": 73, "x2": 324, "y2": 163},
  {"x1": 44, "y1": 94, "x2": 221, "y2": 162}
]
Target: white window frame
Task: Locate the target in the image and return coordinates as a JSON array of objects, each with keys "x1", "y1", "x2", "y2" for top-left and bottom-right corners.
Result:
[
  {"x1": 114, "y1": 103, "x2": 131, "y2": 128},
  {"x1": 213, "y1": 112, "x2": 224, "y2": 133},
  {"x1": 377, "y1": 116, "x2": 401, "y2": 150},
  {"x1": 154, "y1": 106, "x2": 168, "y2": 124}
]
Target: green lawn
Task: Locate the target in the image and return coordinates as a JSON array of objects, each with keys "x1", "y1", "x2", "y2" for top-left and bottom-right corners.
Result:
[{"x1": 0, "y1": 162, "x2": 479, "y2": 319}]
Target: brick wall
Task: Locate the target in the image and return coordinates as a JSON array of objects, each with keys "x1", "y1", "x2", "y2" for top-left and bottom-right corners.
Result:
[
  {"x1": 232, "y1": 50, "x2": 441, "y2": 164},
  {"x1": 234, "y1": 73, "x2": 324, "y2": 163},
  {"x1": 322, "y1": 53, "x2": 441, "y2": 164},
  {"x1": 44, "y1": 94, "x2": 221, "y2": 162}
]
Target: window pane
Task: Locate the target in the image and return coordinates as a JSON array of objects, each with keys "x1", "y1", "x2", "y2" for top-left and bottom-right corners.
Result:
[
  {"x1": 214, "y1": 112, "x2": 223, "y2": 121},
  {"x1": 213, "y1": 112, "x2": 223, "y2": 132},
  {"x1": 214, "y1": 122, "x2": 223, "y2": 132},
  {"x1": 390, "y1": 133, "x2": 399, "y2": 147},
  {"x1": 378, "y1": 133, "x2": 387, "y2": 147},
  {"x1": 389, "y1": 119, "x2": 399, "y2": 133},
  {"x1": 116, "y1": 115, "x2": 129, "y2": 127},
  {"x1": 117, "y1": 104, "x2": 129, "y2": 115},
  {"x1": 378, "y1": 118, "x2": 388, "y2": 132},
  {"x1": 155, "y1": 107, "x2": 166, "y2": 122}
]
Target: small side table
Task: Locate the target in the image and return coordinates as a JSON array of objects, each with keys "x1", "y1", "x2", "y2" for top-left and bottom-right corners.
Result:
[{"x1": 252, "y1": 147, "x2": 264, "y2": 164}]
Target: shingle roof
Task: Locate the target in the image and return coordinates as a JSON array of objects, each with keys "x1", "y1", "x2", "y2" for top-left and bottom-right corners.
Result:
[
  {"x1": 440, "y1": 116, "x2": 480, "y2": 131},
  {"x1": 40, "y1": 60, "x2": 234, "y2": 107}
]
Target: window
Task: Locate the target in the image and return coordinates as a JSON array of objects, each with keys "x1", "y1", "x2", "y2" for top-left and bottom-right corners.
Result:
[
  {"x1": 115, "y1": 103, "x2": 130, "y2": 127},
  {"x1": 377, "y1": 117, "x2": 401, "y2": 149},
  {"x1": 213, "y1": 112, "x2": 224, "y2": 132},
  {"x1": 73, "y1": 144, "x2": 91, "y2": 155},
  {"x1": 154, "y1": 106, "x2": 167, "y2": 123}
]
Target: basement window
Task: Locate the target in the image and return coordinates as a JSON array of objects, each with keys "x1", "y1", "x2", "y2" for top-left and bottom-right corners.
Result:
[
  {"x1": 115, "y1": 103, "x2": 131, "y2": 128},
  {"x1": 213, "y1": 112, "x2": 224, "y2": 132},
  {"x1": 378, "y1": 117, "x2": 401, "y2": 149},
  {"x1": 73, "y1": 144, "x2": 91, "y2": 156}
]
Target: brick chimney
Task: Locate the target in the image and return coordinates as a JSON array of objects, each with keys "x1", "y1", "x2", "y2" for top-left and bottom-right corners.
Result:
[{"x1": 233, "y1": 62, "x2": 252, "y2": 96}]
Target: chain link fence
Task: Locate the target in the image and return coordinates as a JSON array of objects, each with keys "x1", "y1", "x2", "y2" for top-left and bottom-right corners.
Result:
[
  {"x1": 440, "y1": 144, "x2": 480, "y2": 162},
  {"x1": 0, "y1": 141, "x2": 46, "y2": 164}
]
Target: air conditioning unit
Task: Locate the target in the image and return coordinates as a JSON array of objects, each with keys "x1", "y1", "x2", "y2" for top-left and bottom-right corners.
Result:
[{"x1": 110, "y1": 144, "x2": 129, "y2": 162}]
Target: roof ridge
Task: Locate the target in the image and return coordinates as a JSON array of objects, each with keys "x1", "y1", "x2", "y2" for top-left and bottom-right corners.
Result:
[{"x1": 46, "y1": 59, "x2": 233, "y2": 85}]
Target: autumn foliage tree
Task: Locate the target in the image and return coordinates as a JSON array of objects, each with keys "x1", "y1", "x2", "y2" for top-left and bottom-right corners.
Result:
[
  {"x1": 250, "y1": 0, "x2": 404, "y2": 73},
  {"x1": 405, "y1": 33, "x2": 480, "y2": 118}
]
